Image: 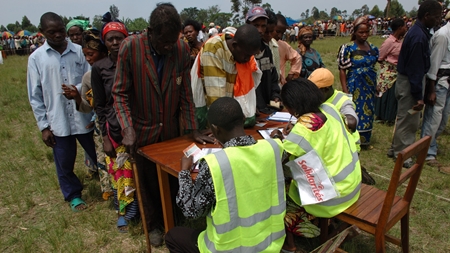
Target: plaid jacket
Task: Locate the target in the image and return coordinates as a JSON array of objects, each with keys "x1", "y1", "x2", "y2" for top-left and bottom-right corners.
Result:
[{"x1": 112, "y1": 32, "x2": 197, "y2": 147}]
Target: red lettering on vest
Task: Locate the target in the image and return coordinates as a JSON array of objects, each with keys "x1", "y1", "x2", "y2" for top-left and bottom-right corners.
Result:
[{"x1": 298, "y1": 160, "x2": 324, "y2": 201}]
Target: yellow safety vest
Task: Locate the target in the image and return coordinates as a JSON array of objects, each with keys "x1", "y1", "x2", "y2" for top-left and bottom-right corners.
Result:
[
  {"x1": 284, "y1": 103, "x2": 362, "y2": 218},
  {"x1": 327, "y1": 90, "x2": 361, "y2": 152},
  {"x1": 198, "y1": 139, "x2": 286, "y2": 252}
]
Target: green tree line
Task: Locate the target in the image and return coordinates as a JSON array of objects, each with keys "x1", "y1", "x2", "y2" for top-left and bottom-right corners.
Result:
[{"x1": 0, "y1": 1, "x2": 436, "y2": 34}]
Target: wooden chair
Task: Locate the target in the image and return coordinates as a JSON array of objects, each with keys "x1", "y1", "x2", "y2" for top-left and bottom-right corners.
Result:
[{"x1": 320, "y1": 136, "x2": 431, "y2": 253}]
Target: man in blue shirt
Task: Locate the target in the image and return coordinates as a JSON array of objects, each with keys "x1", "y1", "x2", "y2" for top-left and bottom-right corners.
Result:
[
  {"x1": 390, "y1": 0, "x2": 442, "y2": 168},
  {"x1": 27, "y1": 12, "x2": 96, "y2": 211}
]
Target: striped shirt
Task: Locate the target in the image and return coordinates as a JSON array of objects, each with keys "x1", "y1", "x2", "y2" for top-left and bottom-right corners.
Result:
[
  {"x1": 112, "y1": 32, "x2": 197, "y2": 147},
  {"x1": 200, "y1": 33, "x2": 237, "y2": 106}
]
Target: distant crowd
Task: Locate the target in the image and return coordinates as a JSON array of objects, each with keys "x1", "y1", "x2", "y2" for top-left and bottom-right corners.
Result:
[
  {"x1": 1, "y1": 35, "x2": 45, "y2": 56},
  {"x1": 20, "y1": 0, "x2": 450, "y2": 252}
]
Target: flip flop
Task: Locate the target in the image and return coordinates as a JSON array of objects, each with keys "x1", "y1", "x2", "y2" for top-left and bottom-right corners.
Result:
[
  {"x1": 70, "y1": 197, "x2": 87, "y2": 212},
  {"x1": 117, "y1": 216, "x2": 128, "y2": 233}
]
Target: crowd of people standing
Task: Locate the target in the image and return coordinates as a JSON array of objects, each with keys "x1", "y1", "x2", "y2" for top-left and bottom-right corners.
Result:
[
  {"x1": 1, "y1": 35, "x2": 45, "y2": 56},
  {"x1": 24, "y1": 0, "x2": 449, "y2": 252}
]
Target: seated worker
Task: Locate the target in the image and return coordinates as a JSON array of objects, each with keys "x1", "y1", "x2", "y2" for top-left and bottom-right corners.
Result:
[
  {"x1": 165, "y1": 97, "x2": 286, "y2": 253},
  {"x1": 271, "y1": 79, "x2": 361, "y2": 253},
  {"x1": 309, "y1": 68, "x2": 375, "y2": 184},
  {"x1": 191, "y1": 24, "x2": 262, "y2": 129},
  {"x1": 246, "y1": 7, "x2": 280, "y2": 114},
  {"x1": 308, "y1": 68, "x2": 359, "y2": 147}
]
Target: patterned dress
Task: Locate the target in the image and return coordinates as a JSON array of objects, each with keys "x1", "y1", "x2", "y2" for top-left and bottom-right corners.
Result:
[{"x1": 337, "y1": 41, "x2": 379, "y2": 146}]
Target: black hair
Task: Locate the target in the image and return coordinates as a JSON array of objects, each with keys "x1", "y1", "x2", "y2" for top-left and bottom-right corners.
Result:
[
  {"x1": 418, "y1": 0, "x2": 442, "y2": 19},
  {"x1": 266, "y1": 9, "x2": 277, "y2": 25},
  {"x1": 183, "y1": 19, "x2": 201, "y2": 32},
  {"x1": 234, "y1": 24, "x2": 261, "y2": 51},
  {"x1": 281, "y1": 78, "x2": 323, "y2": 116},
  {"x1": 40, "y1": 12, "x2": 63, "y2": 30},
  {"x1": 390, "y1": 18, "x2": 405, "y2": 31},
  {"x1": 276, "y1": 14, "x2": 288, "y2": 26},
  {"x1": 149, "y1": 2, "x2": 181, "y2": 36},
  {"x1": 207, "y1": 97, "x2": 244, "y2": 131}
]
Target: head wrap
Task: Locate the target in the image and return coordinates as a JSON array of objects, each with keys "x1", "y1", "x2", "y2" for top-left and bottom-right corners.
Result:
[
  {"x1": 353, "y1": 16, "x2": 369, "y2": 30},
  {"x1": 308, "y1": 68, "x2": 334, "y2": 88},
  {"x1": 66, "y1": 19, "x2": 90, "y2": 32},
  {"x1": 100, "y1": 12, "x2": 128, "y2": 42},
  {"x1": 297, "y1": 26, "x2": 313, "y2": 56},
  {"x1": 101, "y1": 22, "x2": 128, "y2": 41},
  {"x1": 82, "y1": 29, "x2": 107, "y2": 54},
  {"x1": 351, "y1": 16, "x2": 370, "y2": 40}
]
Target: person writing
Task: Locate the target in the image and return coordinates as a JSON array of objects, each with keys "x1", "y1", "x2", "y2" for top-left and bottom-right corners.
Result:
[
  {"x1": 271, "y1": 79, "x2": 361, "y2": 253},
  {"x1": 165, "y1": 97, "x2": 286, "y2": 253}
]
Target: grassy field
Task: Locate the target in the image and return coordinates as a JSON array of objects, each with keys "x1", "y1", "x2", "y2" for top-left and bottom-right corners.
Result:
[{"x1": 0, "y1": 35, "x2": 449, "y2": 253}]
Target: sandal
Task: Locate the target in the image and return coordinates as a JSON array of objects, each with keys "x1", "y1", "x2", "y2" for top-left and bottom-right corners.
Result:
[
  {"x1": 70, "y1": 197, "x2": 87, "y2": 212},
  {"x1": 117, "y1": 216, "x2": 128, "y2": 233}
]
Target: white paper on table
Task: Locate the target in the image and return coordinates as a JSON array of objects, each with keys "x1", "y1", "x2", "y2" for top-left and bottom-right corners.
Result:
[
  {"x1": 267, "y1": 112, "x2": 297, "y2": 122},
  {"x1": 192, "y1": 148, "x2": 222, "y2": 172},
  {"x1": 257, "y1": 128, "x2": 287, "y2": 140}
]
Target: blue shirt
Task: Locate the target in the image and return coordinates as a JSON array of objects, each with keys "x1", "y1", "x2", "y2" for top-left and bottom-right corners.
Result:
[
  {"x1": 397, "y1": 20, "x2": 432, "y2": 101},
  {"x1": 27, "y1": 40, "x2": 92, "y2": 137}
]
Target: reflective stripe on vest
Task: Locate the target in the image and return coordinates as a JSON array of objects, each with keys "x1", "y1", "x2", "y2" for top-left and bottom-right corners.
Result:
[
  {"x1": 209, "y1": 138, "x2": 285, "y2": 234},
  {"x1": 285, "y1": 104, "x2": 358, "y2": 183},
  {"x1": 330, "y1": 91, "x2": 360, "y2": 147},
  {"x1": 203, "y1": 138, "x2": 286, "y2": 252},
  {"x1": 331, "y1": 91, "x2": 345, "y2": 106},
  {"x1": 204, "y1": 228, "x2": 286, "y2": 253}
]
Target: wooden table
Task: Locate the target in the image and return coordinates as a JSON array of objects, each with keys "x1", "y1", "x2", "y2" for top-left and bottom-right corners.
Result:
[{"x1": 137, "y1": 120, "x2": 286, "y2": 234}]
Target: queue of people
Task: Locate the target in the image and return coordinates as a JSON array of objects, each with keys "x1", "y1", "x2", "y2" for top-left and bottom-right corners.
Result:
[{"x1": 25, "y1": 0, "x2": 448, "y2": 252}]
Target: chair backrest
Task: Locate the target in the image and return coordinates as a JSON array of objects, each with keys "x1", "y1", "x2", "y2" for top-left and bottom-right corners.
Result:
[{"x1": 377, "y1": 136, "x2": 431, "y2": 231}]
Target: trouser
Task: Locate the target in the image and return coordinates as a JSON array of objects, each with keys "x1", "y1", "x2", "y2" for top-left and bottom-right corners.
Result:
[
  {"x1": 421, "y1": 76, "x2": 450, "y2": 157},
  {"x1": 165, "y1": 227, "x2": 202, "y2": 253},
  {"x1": 53, "y1": 131, "x2": 96, "y2": 201},
  {"x1": 392, "y1": 73, "x2": 425, "y2": 156}
]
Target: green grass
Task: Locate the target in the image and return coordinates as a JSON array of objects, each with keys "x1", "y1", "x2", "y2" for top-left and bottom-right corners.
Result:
[{"x1": 0, "y1": 35, "x2": 449, "y2": 253}]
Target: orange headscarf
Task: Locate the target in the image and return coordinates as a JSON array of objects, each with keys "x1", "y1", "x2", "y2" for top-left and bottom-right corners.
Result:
[{"x1": 297, "y1": 26, "x2": 313, "y2": 56}]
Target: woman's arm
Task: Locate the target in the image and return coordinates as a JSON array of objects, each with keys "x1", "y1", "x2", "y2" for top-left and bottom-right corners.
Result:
[{"x1": 339, "y1": 69, "x2": 349, "y2": 93}]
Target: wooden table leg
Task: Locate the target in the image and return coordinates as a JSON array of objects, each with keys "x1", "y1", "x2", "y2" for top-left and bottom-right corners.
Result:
[
  {"x1": 156, "y1": 164, "x2": 175, "y2": 232},
  {"x1": 131, "y1": 158, "x2": 152, "y2": 253}
]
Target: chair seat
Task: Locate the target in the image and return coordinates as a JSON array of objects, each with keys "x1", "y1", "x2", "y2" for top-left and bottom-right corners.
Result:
[{"x1": 336, "y1": 184, "x2": 409, "y2": 232}]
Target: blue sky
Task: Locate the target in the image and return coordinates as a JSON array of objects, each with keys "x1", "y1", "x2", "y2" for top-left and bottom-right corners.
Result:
[{"x1": 2, "y1": 0, "x2": 417, "y2": 28}]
